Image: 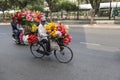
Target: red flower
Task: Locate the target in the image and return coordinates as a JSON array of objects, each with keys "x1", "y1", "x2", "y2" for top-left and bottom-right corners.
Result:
[
  {"x1": 66, "y1": 34, "x2": 72, "y2": 42},
  {"x1": 28, "y1": 35, "x2": 38, "y2": 44},
  {"x1": 62, "y1": 34, "x2": 72, "y2": 45},
  {"x1": 57, "y1": 26, "x2": 66, "y2": 35}
]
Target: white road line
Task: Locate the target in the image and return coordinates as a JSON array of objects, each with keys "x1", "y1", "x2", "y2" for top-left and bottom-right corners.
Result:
[
  {"x1": 80, "y1": 42, "x2": 101, "y2": 46},
  {"x1": 80, "y1": 41, "x2": 120, "y2": 52}
]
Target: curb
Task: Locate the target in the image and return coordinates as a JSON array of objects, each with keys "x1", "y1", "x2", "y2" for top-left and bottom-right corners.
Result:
[
  {"x1": 61, "y1": 20, "x2": 120, "y2": 24},
  {"x1": 69, "y1": 24, "x2": 120, "y2": 29},
  {"x1": 0, "y1": 23, "x2": 10, "y2": 25}
]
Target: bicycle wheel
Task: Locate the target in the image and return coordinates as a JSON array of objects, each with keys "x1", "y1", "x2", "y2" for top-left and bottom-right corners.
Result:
[
  {"x1": 30, "y1": 43, "x2": 45, "y2": 58},
  {"x1": 54, "y1": 45, "x2": 73, "y2": 63}
]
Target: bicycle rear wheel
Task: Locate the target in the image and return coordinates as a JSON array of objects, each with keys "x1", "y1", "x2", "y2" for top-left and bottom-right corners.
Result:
[
  {"x1": 30, "y1": 43, "x2": 45, "y2": 58},
  {"x1": 54, "y1": 45, "x2": 73, "y2": 63}
]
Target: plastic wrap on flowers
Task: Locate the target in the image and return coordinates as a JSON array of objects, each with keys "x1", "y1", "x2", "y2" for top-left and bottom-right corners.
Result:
[
  {"x1": 23, "y1": 35, "x2": 29, "y2": 45},
  {"x1": 28, "y1": 35, "x2": 38, "y2": 44}
]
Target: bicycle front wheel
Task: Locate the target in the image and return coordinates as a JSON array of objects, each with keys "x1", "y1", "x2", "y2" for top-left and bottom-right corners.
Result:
[
  {"x1": 54, "y1": 45, "x2": 73, "y2": 63},
  {"x1": 30, "y1": 43, "x2": 45, "y2": 58}
]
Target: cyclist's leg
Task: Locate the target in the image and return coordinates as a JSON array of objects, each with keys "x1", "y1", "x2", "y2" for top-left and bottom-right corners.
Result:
[
  {"x1": 41, "y1": 39, "x2": 50, "y2": 52},
  {"x1": 13, "y1": 30, "x2": 18, "y2": 39},
  {"x1": 14, "y1": 30, "x2": 21, "y2": 43},
  {"x1": 46, "y1": 40, "x2": 50, "y2": 52}
]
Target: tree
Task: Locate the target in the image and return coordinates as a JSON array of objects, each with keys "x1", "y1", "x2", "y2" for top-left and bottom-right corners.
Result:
[
  {"x1": 59, "y1": 1, "x2": 76, "y2": 12},
  {"x1": 25, "y1": 0, "x2": 44, "y2": 11},
  {"x1": 58, "y1": 1, "x2": 76, "y2": 19},
  {"x1": 77, "y1": 0, "x2": 80, "y2": 19},
  {"x1": 9, "y1": 0, "x2": 42, "y2": 10},
  {"x1": 89, "y1": 0, "x2": 101, "y2": 16},
  {"x1": 0, "y1": 0, "x2": 11, "y2": 19},
  {"x1": 45, "y1": 0, "x2": 59, "y2": 21},
  {"x1": 9, "y1": 0, "x2": 28, "y2": 10}
]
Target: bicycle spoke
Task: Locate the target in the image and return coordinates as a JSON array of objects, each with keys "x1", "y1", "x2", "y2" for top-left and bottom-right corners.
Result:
[{"x1": 54, "y1": 45, "x2": 73, "y2": 63}]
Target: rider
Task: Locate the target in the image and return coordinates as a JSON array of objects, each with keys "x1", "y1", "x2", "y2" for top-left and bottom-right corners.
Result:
[
  {"x1": 38, "y1": 16, "x2": 50, "y2": 53},
  {"x1": 11, "y1": 18, "x2": 20, "y2": 42}
]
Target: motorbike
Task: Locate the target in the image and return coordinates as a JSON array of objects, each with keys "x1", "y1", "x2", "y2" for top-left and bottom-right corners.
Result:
[{"x1": 12, "y1": 27, "x2": 24, "y2": 45}]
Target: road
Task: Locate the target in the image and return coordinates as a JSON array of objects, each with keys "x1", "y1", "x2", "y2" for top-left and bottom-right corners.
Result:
[{"x1": 0, "y1": 25, "x2": 120, "y2": 80}]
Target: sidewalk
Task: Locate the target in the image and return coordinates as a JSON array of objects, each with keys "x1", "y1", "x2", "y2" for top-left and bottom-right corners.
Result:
[{"x1": 0, "y1": 22, "x2": 120, "y2": 29}]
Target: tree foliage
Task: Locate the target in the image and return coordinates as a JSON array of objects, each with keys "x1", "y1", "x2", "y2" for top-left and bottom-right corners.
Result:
[
  {"x1": 45, "y1": 0, "x2": 59, "y2": 12},
  {"x1": 58, "y1": 1, "x2": 76, "y2": 12},
  {"x1": 9, "y1": 0, "x2": 44, "y2": 10},
  {"x1": 0, "y1": 0, "x2": 11, "y2": 19}
]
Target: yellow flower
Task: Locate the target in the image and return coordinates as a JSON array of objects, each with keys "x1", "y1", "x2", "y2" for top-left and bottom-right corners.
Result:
[
  {"x1": 45, "y1": 25, "x2": 50, "y2": 30},
  {"x1": 52, "y1": 33, "x2": 57, "y2": 37},
  {"x1": 31, "y1": 24, "x2": 38, "y2": 32},
  {"x1": 65, "y1": 25, "x2": 69, "y2": 30},
  {"x1": 65, "y1": 25, "x2": 69, "y2": 33},
  {"x1": 45, "y1": 22, "x2": 58, "y2": 38},
  {"x1": 48, "y1": 30, "x2": 51, "y2": 33}
]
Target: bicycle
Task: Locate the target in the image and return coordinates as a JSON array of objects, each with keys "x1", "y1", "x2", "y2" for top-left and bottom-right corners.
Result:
[{"x1": 30, "y1": 36, "x2": 73, "y2": 63}]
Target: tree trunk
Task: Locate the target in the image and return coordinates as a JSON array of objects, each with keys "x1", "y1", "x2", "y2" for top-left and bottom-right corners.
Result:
[
  {"x1": 77, "y1": 10, "x2": 79, "y2": 20},
  {"x1": 90, "y1": 9, "x2": 95, "y2": 25},
  {"x1": 2, "y1": 11, "x2": 5, "y2": 20},
  {"x1": 109, "y1": 0, "x2": 112, "y2": 20},
  {"x1": 49, "y1": 10, "x2": 52, "y2": 22}
]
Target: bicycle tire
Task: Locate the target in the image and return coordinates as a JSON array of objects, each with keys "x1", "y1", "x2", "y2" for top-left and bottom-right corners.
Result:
[
  {"x1": 30, "y1": 43, "x2": 45, "y2": 58},
  {"x1": 54, "y1": 45, "x2": 73, "y2": 63}
]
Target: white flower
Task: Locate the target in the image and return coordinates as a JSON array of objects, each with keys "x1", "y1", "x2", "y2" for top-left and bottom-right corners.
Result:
[{"x1": 56, "y1": 31, "x2": 62, "y2": 37}]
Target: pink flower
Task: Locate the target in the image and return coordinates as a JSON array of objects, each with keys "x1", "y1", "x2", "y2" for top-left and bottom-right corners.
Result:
[
  {"x1": 26, "y1": 15, "x2": 33, "y2": 21},
  {"x1": 31, "y1": 11, "x2": 36, "y2": 18},
  {"x1": 56, "y1": 31, "x2": 62, "y2": 37}
]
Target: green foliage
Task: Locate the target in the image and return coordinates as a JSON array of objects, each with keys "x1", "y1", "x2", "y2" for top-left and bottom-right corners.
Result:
[
  {"x1": 45, "y1": 0, "x2": 59, "y2": 11},
  {"x1": 58, "y1": 1, "x2": 77, "y2": 11},
  {"x1": 8, "y1": 0, "x2": 44, "y2": 10},
  {"x1": 26, "y1": 5, "x2": 44, "y2": 11},
  {"x1": 0, "y1": 0, "x2": 11, "y2": 11},
  {"x1": 0, "y1": 0, "x2": 11, "y2": 19}
]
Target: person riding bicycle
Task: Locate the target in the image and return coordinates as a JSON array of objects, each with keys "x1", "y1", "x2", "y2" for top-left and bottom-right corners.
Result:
[{"x1": 38, "y1": 16, "x2": 50, "y2": 53}]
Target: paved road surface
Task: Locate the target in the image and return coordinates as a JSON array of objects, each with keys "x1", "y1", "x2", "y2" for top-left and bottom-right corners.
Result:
[{"x1": 0, "y1": 25, "x2": 120, "y2": 80}]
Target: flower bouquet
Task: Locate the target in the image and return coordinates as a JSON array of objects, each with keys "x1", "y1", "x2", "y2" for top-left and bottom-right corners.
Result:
[
  {"x1": 12, "y1": 10, "x2": 44, "y2": 44},
  {"x1": 12, "y1": 10, "x2": 44, "y2": 33},
  {"x1": 45, "y1": 22, "x2": 72, "y2": 45}
]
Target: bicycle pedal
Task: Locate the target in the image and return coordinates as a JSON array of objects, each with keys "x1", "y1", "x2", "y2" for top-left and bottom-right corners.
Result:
[
  {"x1": 44, "y1": 51, "x2": 51, "y2": 55},
  {"x1": 36, "y1": 49, "x2": 44, "y2": 53}
]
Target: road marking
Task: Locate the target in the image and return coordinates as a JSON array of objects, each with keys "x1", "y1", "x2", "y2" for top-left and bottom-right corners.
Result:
[
  {"x1": 80, "y1": 42, "x2": 101, "y2": 46},
  {"x1": 80, "y1": 41, "x2": 120, "y2": 52}
]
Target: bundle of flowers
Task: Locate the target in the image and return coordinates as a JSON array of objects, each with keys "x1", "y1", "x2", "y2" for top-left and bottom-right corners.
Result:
[
  {"x1": 12, "y1": 10, "x2": 44, "y2": 33},
  {"x1": 45, "y1": 22, "x2": 72, "y2": 45},
  {"x1": 28, "y1": 34, "x2": 38, "y2": 44}
]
